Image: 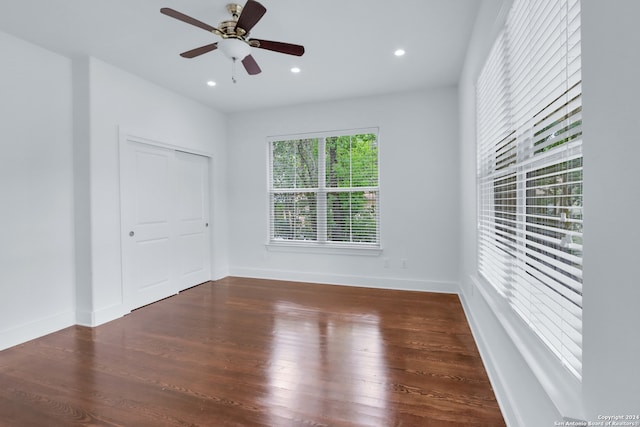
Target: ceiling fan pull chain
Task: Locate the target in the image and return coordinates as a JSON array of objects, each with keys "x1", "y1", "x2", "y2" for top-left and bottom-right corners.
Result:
[{"x1": 232, "y1": 58, "x2": 237, "y2": 84}]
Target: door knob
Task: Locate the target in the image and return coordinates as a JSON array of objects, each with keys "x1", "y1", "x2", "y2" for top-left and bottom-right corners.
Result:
[{"x1": 129, "y1": 231, "x2": 135, "y2": 237}]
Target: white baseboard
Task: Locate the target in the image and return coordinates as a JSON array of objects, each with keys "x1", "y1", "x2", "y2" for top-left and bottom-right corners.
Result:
[
  {"x1": 228, "y1": 267, "x2": 459, "y2": 294},
  {"x1": 94, "y1": 303, "x2": 129, "y2": 326},
  {"x1": 76, "y1": 303, "x2": 129, "y2": 327},
  {"x1": 211, "y1": 268, "x2": 230, "y2": 282},
  {"x1": 0, "y1": 310, "x2": 76, "y2": 351},
  {"x1": 75, "y1": 309, "x2": 94, "y2": 327}
]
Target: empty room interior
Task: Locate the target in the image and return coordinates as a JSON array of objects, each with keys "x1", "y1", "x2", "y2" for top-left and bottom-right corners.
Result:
[{"x1": 1, "y1": 0, "x2": 638, "y2": 426}]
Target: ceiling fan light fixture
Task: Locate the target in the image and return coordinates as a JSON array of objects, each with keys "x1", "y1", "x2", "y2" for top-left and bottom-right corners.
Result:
[
  {"x1": 291, "y1": 67, "x2": 301, "y2": 73},
  {"x1": 218, "y1": 38, "x2": 251, "y2": 60}
]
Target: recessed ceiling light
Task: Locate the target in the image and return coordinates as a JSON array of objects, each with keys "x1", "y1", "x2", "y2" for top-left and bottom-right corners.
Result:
[
  {"x1": 394, "y1": 49, "x2": 406, "y2": 57},
  {"x1": 291, "y1": 67, "x2": 301, "y2": 73},
  {"x1": 207, "y1": 80, "x2": 216, "y2": 87}
]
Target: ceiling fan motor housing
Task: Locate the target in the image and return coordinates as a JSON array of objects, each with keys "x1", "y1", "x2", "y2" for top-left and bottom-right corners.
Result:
[{"x1": 218, "y1": 20, "x2": 246, "y2": 37}]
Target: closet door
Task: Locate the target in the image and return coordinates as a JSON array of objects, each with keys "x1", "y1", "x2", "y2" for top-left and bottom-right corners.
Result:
[
  {"x1": 121, "y1": 141, "x2": 210, "y2": 311},
  {"x1": 175, "y1": 150, "x2": 211, "y2": 291},
  {"x1": 121, "y1": 142, "x2": 176, "y2": 309}
]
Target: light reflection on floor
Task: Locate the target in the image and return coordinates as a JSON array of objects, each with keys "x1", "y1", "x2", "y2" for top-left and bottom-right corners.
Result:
[{"x1": 264, "y1": 301, "x2": 388, "y2": 425}]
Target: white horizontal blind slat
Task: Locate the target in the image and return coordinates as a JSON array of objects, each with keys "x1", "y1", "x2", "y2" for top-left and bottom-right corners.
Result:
[{"x1": 477, "y1": 0, "x2": 582, "y2": 380}]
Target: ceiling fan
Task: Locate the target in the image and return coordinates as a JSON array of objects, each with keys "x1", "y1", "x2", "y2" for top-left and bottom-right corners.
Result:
[{"x1": 160, "y1": 0, "x2": 305, "y2": 79}]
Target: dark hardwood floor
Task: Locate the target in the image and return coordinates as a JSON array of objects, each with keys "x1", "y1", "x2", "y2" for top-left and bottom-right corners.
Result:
[{"x1": 0, "y1": 277, "x2": 505, "y2": 426}]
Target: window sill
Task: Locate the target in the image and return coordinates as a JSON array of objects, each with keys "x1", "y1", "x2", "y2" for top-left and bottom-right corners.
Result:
[
  {"x1": 470, "y1": 273, "x2": 585, "y2": 421},
  {"x1": 265, "y1": 241, "x2": 383, "y2": 256}
]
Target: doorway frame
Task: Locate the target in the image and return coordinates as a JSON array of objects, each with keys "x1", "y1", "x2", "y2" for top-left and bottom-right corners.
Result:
[{"x1": 118, "y1": 129, "x2": 214, "y2": 312}]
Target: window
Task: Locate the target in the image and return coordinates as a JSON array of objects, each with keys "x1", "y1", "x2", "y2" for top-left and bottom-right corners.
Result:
[
  {"x1": 477, "y1": 0, "x2": 583, "y2": 380},
  {"x1": 268, "y1": 129, "x2": 379, "y2": 249}
]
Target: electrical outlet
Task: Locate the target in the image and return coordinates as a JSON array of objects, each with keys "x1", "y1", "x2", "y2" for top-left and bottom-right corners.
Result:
[
  {"x1": 383, "y1": 258, "x2": 390, "y2": 268},
  {"x1": 401, "y1": 259, "x2": 407, "y2": 269}
]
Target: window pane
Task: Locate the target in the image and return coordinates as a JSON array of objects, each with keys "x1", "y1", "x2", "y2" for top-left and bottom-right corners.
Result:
[
  {"x1": 326, "y1": 134, "x2": 378, "y2": 188},
  {"x1": 494, "y1": 174, "x2": 517, "y2": 253},
  {"x1": 327, "y1": 191, "x2": 378, "y2": 243},
  {"x1": 272, "y1": 139, "x2": 318, "y2": 189},
  {"x1": 526, "y1": 158, "x2": 584, "y2": 279},
  {"x1": 271, "y1": 192, "x2": 317, "y2": 241},
  {"x1": 352, "y1": 191, "x2": 378, "y2": 243}
]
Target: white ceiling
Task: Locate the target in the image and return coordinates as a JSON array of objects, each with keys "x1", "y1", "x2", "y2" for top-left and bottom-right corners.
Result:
[{"x1": 0, "y1": 0, "x2": 481, "y2": 113}]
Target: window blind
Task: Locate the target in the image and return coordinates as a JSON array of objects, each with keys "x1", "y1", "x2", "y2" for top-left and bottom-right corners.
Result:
[{"x1": 477, "y1": 0, "x2": 583, "y2": 379}]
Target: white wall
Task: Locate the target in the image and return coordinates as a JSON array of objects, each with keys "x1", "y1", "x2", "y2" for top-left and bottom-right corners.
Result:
[
  {"x1": 0, "y1": 31, "x2": 76, "y2": 349},
  {"x1": 581, "y1": 0, "x2": 640, "y2": 417},
  {"x1": 459, "y1": 0, "x2": 640, "y2": 425},
  {"x1": 0, "y1": 32, "x2": 229, "y2": 344},
  {"x1": 227, "y1": 88, "x2": 460, "y2": 292},
  {"x1": 84, "y1": 58, "x2": 229, "y2": 325}
]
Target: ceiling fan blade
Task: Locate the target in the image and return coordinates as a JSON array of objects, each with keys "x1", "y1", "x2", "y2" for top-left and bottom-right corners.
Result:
[
  {"x1": 250, "y1": 39, "x2": 305, "y2": 56},
  {"x1": 160, "y1": 8, "x2": 219, "y2": 33},
  {"x1": 242, "y1": 55, "x2": 262, "y2": 75},
  {"x1": 236, "y1": 0, "x2": 266, "y2": 34},
  {"x1": 180, "y1": 43, "x2": 219, "y2": 59}
]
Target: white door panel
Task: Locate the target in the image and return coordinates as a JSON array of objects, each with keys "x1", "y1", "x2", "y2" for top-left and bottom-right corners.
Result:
[
  {"x1": 136, "y1": 238, "x2": 171, "y2": 289},
  {"x1": 178, "y1": 233, "x2": 206, "y2": 275},
  {"x1": 135, "y1": 151, "x2": 171, "y2": 224}
]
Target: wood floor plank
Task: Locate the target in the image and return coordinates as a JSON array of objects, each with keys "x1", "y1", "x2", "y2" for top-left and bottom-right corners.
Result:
[{"x1": 0, "y1": 277, "x2": 505, "y2": 426}]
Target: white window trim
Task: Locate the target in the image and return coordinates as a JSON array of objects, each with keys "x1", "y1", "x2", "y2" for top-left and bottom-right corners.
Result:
[
  {"x1": 474, "y1": 0, "x2": 584, "y2": 420},
  {"x1": 266, "y1": 127, "x2": 381, "y2": 252},
  {"x1": 265, "y1": 241, "x2": 383, "y2": 256}
]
